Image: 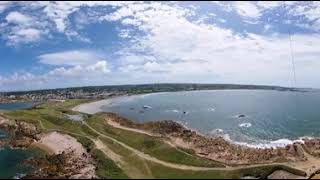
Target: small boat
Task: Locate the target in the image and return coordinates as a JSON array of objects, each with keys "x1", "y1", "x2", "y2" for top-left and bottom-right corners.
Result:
[{"x1": 143, "y1": 105, "x2": 152, "y2": 109}]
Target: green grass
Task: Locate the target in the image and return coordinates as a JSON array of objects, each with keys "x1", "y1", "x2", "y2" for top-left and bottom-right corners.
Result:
[
  {"x1": 86, "y1": 114, "x2": 224, "y2": 168},
  {"x1": 147, "y1": 163, "x2": 306, "y2": 179},
  {"x1": 91, "y1": 148, "x2": 129, "y2": 179}
]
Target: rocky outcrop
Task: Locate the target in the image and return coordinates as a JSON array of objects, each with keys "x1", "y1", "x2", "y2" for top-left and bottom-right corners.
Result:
[
  {"x1": 23, "y1": 150, "x2": 96, "y2": 179},
  {"x1": 103, "y1": 112, "x2": 307, "y2": 165},
  {"x1": 301, "y1": 138, "x2": 320, "y2": 157},
  {"x1": 0, "y1": 115, "x2": 96, "y2": 179},
  {"x1": 0, "y1": 116, "x2": 41, "y2": 149}
]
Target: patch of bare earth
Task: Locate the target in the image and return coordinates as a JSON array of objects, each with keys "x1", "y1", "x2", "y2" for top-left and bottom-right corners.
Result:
[{"x1": 267, "y1": 170, "x2": 305, "y2": 179}]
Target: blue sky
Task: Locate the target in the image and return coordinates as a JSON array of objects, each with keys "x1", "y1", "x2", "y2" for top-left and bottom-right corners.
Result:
[{"x1": 1, "y1": 1, "x2": 320, "y2": 91}]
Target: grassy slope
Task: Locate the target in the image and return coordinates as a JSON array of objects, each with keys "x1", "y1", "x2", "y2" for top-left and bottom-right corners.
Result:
[
  {"x1": 2, "y1": 99, "x2": 306, "y2": 179},
  {"x1": 86, "y1": 114, "x2": 224, "y2": 168}
]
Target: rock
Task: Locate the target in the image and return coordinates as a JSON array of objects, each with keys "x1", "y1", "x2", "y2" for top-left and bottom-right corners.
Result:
[{"x1": 268, "y1": 170, "x2": 305, "y2": 179}]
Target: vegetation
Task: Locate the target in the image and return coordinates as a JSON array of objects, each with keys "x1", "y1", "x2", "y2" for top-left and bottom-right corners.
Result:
[
  {"x1": 91, "y1": 149, "x2": 129, "y2": 179},
  {"x1": 1, "y1": 99, "x2": 307, "y2": 179},
  {"x1": 86, "y1": 114, "x2": 224, "y2": 167},
  {"x1": 4, "y1": 83, "x2": 302, "y2": 97}
]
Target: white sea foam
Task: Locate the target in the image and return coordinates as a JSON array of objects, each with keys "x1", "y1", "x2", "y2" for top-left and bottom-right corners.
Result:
[
  {"x1": 143, "y1": 105, "x2": 152, "y2": 109},
  {"x1": 212, "y1": 131, "x2": 312, "y2": 149},
  {"x1": 209, "y1": 129, "x2": 224, "y2": 135},
  {"x1": 165, "y1": 109, "x2": 179, "y2": 113},
  {"x1": 13, "y1": 173, "x2": 26, "y2": 179},
  {"x1": 208, "y1": 108, "x2": 215, "y2": 112},
  {"x1": 239, "y1": 123, "x2": 252, "y2": 128},
  {"x1": 234, "y1": 138, "x2": 305, "y2": 149}
]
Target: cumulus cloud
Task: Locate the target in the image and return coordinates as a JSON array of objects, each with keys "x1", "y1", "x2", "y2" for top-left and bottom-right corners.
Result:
[
  {"x1": 0, "y1": 61, "x2": 110, "y2": 91},
  {"x1": 0, "y1": 1, "x2": 11, "y2": 14},
  {"x1": 232, "y1": 1, "x2": 262, "y2": 19},
  {"x1": 5, "y1": 11, "x2": 32, "y2": 25},
  {"x1": 1, "y1": 11, "x2": 48, "y2": 45}
]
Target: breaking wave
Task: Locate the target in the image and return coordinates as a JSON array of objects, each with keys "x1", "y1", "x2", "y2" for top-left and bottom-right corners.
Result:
[
  {"x1": 165, "y1": 109, "x2": 179, "y2": 113},
  {"x1": 239, "y1": 123, "x2": 252, "y2": 128},
  {"x1": 217, "y1": 133, "x2": 314, "y2": 149},
  {"x1": 234, "y1": 138, "x2": 305, "y2": 149}
]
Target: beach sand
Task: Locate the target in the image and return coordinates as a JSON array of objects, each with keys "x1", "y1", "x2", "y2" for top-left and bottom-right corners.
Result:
[
  {"x1": 33, "y1": 131, "x2": 86, "y2": 155},
  {"x1": 72, "y1": 99, "x2": 112, "y2": 114}
]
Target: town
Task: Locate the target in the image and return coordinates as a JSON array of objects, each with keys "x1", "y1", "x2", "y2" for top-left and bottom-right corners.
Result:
[{"x1": 0, "y1": 83, "x2": 304, "y2": 104}]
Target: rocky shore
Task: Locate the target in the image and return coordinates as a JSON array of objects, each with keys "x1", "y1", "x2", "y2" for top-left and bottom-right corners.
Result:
[
  {"x1": 0, "y1": 115, "x2": 96, "y2": 179},
  {"x1": 102, "y1": 112, "x2": 320, "y2": 165}
]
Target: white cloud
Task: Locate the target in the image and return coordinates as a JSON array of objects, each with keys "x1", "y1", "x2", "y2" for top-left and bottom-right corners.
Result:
[
  {"x1": 256, "y1": 1, "x2": 282, "y2": 9},
  {"x1": 0, "y1": 1, "x2": 11, "y2": 14},
  {"x1": 38, "y1": 50, "x2": 105, "y2": 66},
  {"x1": 7, "y1": 28, "x2": 43, "y2": 45},
  {"x1": 3, "y1": 2, "x2": 320, "y2": 90},
  {"x1": 288, "y1": 2, "x2": 320, "y2": 31},
  {"x1": 6, "y1": 11, "x2": 32, "y2": 25},
  {"x1": 0, "y1": 61, "x2": 110, "y2": 91},
  {"x1": 2, "y1": 11, "x2": 48, "y2": 46},
  {"x1": 106, "y1": 2, "x2": 320, "y2": 88},
  {"x1": 47, "y1": 60, "x2": 109, "y2": 77},
  {"x1": 232, "y1": 1, "x2": 261, "y2": 19}
]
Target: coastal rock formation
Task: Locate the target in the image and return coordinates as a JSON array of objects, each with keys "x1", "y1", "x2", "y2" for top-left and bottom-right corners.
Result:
[
  {"x1": 301, "y1": 138, "x2": 320, "y2": 157},
  {"x1": 29, "y1": 132, "x2": 96, "y2": 179},
  {"x1": 0, "y1": 115, "x2": 41, "y2": 149},
  {"x1": 103, "y1": 113, "x2": 307, "y2": 165},
  {"x1": 0, "y1": 115, "x2": 96, "y2": 179}
]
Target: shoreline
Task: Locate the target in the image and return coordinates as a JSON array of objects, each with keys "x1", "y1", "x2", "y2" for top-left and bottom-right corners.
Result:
[
  {"x1": 0, "y1": 115, "x2": 96, "y2": 178},
  {"x1": 73, "y1": 94, "x2": 316, "y2": 150}
]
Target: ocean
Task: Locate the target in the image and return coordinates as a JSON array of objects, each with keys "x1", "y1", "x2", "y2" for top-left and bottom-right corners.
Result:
[
  {"x1": 101, "y1": 90, "x2": 320, "y2": 148},
  {"x1": 0, "y1": 102, "x2": 41, "y2": 179}
]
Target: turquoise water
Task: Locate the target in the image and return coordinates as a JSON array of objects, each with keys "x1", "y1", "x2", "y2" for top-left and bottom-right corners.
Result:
[
  {"x1": 0, "y1": 102, "x2": 33, "y2": 110},
  {"x1": 0, "y1": 102, "x2": 40, "y2": 178},
  {"x1": 101, "y1": 90, "x2": 320, "y2": 148}
]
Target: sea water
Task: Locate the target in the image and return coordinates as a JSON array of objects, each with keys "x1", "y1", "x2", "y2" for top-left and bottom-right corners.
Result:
[
  {"x1": 101, "y1": 90, "x2": 320, "y2": 148},
  {"x1": 0, "y1": 102, "x2": 41, "y2": 178}
]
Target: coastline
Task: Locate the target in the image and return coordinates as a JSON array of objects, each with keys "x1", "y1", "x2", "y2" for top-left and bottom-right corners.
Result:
[
  {"x1": 72, "y1": 93, "x2": 314, "y2": 150},
  {"x1": 0, "y1": 115, "x2": 96, "y2": 179},
  {"x1": 72, "y1": 99, "x2": 111, "y2": 114}
]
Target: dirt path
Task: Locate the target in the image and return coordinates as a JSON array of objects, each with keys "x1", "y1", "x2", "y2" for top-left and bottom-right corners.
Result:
[
  {"x1": 31, "y1": 111, "x2": 311, "y2": 176},
  {"x1": 288, "y1": 145, "x2": 320, "y2": 178},
  {"x1": 105, "y1": 117, "x2": 196, "y2": 158},
  {"x1": 93, "y1": 138, "x2": 152, "y2": 179},
  {"x1": 102, "y1": 117, "x2": 320, "y2": 177},
  {"x1": 106, "y1": 118, "x2": 156, "y2": 137},
  {"x1": 83, "y1": 121, "x2": 293, "y2": 171}
]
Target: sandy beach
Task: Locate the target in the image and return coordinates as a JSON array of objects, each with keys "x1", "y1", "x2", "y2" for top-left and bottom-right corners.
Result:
[
  {"x1": 72, "y1": 99, "x2": 113, "y2": 114},
  {"x1": 33, "y1": 132, "x2": 86, "y2": 155}
]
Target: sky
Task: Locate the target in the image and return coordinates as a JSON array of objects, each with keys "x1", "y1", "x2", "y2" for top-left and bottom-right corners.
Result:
[{"x1": 1, "y1": 1, "x2": 320, "y2": 91}]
